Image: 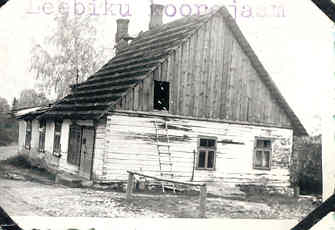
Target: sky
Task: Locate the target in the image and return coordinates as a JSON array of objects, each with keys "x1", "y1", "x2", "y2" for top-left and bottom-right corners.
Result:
[{"x1": 0, "y1": 0, "x2": 334, "y2": 135}]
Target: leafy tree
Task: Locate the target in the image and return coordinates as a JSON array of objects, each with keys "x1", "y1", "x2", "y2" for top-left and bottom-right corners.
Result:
[
  {"x1": 0, "y1": 97, "x2": 10, "y2": 113},
  {"x1": 17, "y1": 89, "x2": 51, "y2": 109},
  {"x1": 0, "y1": 97, "x2": 17, "y2": 146},
  {"x1": 291, "y1": 135, "x2": 322, "y2": 195},
  {"x1": 11, "y1": 97, "x2": 18, "y2": 110},
  {"x1": 29, "y1": 13, "x2": 106, "y2": 99}
]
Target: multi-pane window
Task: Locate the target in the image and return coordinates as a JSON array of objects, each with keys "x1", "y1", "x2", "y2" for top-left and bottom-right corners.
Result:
[
  {"x1": 253, "y1": 138, "x2": 272, "y2": 170},
  {"x1": 197, "y1": 138, "x2": 216, "y2": 170},
  {"x1": 67, "y1": 124, "x2": 82, "y2": 166},
  {"x1": 53, "y1": 121, "x2": 62, "y2": 155},
  {"x1": 39, "y1": 120, "x2": 46, "y2": 153},
  {"x1": 25, "y1": 120, "x2": 32, "y2": 150},
  {"x1": 154, "y1": 81, "x2": 170, "y2": 111}
]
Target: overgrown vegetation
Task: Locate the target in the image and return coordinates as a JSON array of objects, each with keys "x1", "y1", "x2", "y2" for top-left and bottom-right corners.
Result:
[
  {"x1": 291, "y1": 135, "x2": 322, "y2": 195},
  {"x1": 0, "y1": 154, "x2": 56, "y2": 182},
  {"x1": 0, "y1": 115, "x2": 18, "y2": 146}
]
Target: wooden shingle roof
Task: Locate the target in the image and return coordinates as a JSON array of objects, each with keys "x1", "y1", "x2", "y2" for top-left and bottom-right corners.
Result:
[
  {"x1": 38, "y1": 6, "x2": 307, "y2": 136},
  {"x1": 39, "y1": 12, "x2": 215, "y2": 120}
]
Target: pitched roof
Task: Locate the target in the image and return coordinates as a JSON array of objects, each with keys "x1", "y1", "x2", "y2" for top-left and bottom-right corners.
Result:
[
  {"x1": 37, "y1": 6, "x2": 307, "y2": 136},
  {"x1": 38, "y1": 12, "x2": 215, "y2": 121}
]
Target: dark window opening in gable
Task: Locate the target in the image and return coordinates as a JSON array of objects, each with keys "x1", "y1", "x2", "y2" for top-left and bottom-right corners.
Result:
[
  {"x1": 154, "y1": 81, "x2": 169, "y2": 111},
  {"x1": 253, "y1": 138, "x2": 272, "y2": 170},
  {"x1": 67, "y1": 124, "x2": 82, "y2": 166},
  {"x1": 53, "y1": 121, "x2": 62, "y2": 155},
  {"x1": 197, "y1": 137, "x2": 217, "y2": 170},
  {"x1": 39, "y1": 120, "x2": 46, "y2": 153},
  {"x1": 25, "y1": 120, "x2": 32, "y2": 150}
]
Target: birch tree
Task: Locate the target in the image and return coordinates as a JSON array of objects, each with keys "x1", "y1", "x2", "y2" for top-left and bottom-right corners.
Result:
[{"x1": 30, "y1": 13, "x2": 106, "y2": 99}]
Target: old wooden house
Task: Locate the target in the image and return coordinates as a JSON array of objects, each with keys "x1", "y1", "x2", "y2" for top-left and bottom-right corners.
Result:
[{"x1": 16, "y1": 5, "x2": 308, "y2": 193}]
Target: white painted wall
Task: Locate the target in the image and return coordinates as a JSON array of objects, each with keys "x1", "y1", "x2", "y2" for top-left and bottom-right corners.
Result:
[
  {"x1": 100, "y1": 112, "x2": 293, "y2": 189},
  {"x1": 44, "y1": 120, "x2": 54, "y2": 153},
  {"x1": 31, "y1": 120, "x2": 40, "y2": 151},
  {"x1": 18, "y1": 120, "x2": 26, "y2": 152}
]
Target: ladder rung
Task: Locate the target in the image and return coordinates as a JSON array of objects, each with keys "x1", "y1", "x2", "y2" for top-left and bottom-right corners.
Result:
[
  {"x1": 160, "y1": 162, "x2": 173, "y2": 165},
  {"x1": 157, "y1": 143, "x2": 170, "y2": 147},
  {"x1": 158, "y1": 152, "x2": 171, "y2": 155}
]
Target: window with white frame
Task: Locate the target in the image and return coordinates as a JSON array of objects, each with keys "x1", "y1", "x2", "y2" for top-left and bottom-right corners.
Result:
[
  {"x1": 25, "y1": 120, "x2": 32, "y2": 150},
  {"x1": 38, "y1": 120, "x2": 46, "y2": 153},
  {"x1": 197, "y1": 137, "x2": 216, "y2": 170},
  {"x1": 253, "y1": 138, "x2": 272, "y2": 170},
  {"x1": 53, "y1": 121, "x2": 62, "y2": 155}
]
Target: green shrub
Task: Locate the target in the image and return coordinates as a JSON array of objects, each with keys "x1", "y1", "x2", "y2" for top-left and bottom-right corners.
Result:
[{"x1": 291, "y1": 135, "x2": 322, "y2": 195}]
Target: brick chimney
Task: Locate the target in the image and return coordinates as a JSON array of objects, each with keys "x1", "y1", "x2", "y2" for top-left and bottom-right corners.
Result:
[
  {"x1": 149, "y1": 4, "x2": 164, "y2": 30},
  {"x1": 115, "y1": 19, "x2": 130, "y2": 54}
]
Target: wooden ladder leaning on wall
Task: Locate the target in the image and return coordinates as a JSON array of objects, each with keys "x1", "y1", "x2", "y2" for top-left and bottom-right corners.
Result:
[{"x1": 154, "y1": 120, "x2": 175, "y2": 193}]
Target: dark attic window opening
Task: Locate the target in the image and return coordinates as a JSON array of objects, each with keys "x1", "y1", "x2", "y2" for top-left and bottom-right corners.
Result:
[{"x1": 154, "y1": 80, "x2": 170, "y2": 111}]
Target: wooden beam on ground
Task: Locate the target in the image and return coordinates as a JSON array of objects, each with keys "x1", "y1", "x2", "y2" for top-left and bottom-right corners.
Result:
[
  {"x1": 290, "y1": 193, "x2": 335, "y2": 230},
  {"x1": 126, "y1": 171, "x2": 205, "y2": 187},
  {"x1": 0, "y1": 206, "x2": 24, "y2": 230}
]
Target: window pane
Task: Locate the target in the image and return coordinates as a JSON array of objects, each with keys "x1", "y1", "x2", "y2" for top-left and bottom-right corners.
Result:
[
  {"x1": 255, "y1": 151, "x2": 263, "y2": 167},
  {"x1": 264, "y1": 140, "x2": 271, "y2": 149},
  {"x1": 207, "y1": 151, "x2": 215, "y2": 169},
  {"x1": 200, "y1": 139, "x2": 208, "y2": 147},
  {"x1": 154, "y1": 81, "x2": 170, "y2": 111},
  {"x1": 198, "y1": 151, "x2": 206, "y2": 168},
  {"x1": 68, "y1": 126, "x2": 81, "y2": 166},
  {"x1": 55, "y1": 122, "x2": 62, "y2": 132},
  {"x1": 207, "y1": 139, "x2": 216, "y2": 148},
  {"x1": 256, "y1": 140, "x2": 264, "y2": 148},
  {"x1": 54, "y1": 136, "x2": 61, "y2": 153},
  {"x1": 263, "y1": 151, "x2": 270, "y2": 168}
]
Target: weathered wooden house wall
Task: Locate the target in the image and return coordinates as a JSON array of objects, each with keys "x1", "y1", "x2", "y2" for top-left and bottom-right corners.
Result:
[
  {"x1": 96, "y1": 111, "x2": 293, "y2": 191},
  {"x1": 116, "y1": 14, "x2": 292, "y2": 129}
]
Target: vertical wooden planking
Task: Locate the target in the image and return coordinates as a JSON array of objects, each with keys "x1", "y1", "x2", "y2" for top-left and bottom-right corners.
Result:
[
  {"x1": 219, "y1": 21, "x2": 230, "y2": 120},
  {"x1": 193, "y1": 30, "x2": 203, "y2": 117},
  {"x1": 207, "y1": 16, "x2": 216, "y2": 119},
  {"x1": 187, "y1": 28, "x2": 198, "y2": 116},
  {"x1": 226, "y1": 38, "x2": 235, "y2": 120},
  {"x1": 167, "y1": 54, "x2": 175, "y2": 111},
  {"x1": 178, "y1": 43, "x2": 187, "y2": 115},
  {"x1": 134, "y1": 85, "x2": 139, "y2": 111},
  {"x1": 138, "y1": 80, "x2": 144, "y2": 111},
  {"x1": 153, "y1": 67, "x2": 160, "y2": 81},
  {"x1": 183, "y1": 37, "x2": 193, "y2": 116},
  {"x1": 143, "y1": 73, "x2": 152, "y2": 111},
  {"x1": 213, "y1": 16, "x2": 225, "y2": 119},
  {"x1": 148, "y1": 73, "x2": 154, "y2": 111},
  {"x1": 171, "y1": 49, "x2": 179, "y2": 114},
  {"x1": 199, "y1": 21, "x2": 210, "y2": 118},
  {"x1": 161, "y1": 61, "x2": 168, "y2": 82}
]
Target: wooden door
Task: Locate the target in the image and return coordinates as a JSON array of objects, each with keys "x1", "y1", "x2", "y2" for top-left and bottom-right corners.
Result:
[{"x1": 79, "y1": 127, "x2": 95, "y2": 179}]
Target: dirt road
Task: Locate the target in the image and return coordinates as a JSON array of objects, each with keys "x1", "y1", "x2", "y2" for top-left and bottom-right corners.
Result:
[
  {"x1": 0, "y1": 178, "x2": 171, "y2": 218},
  {"x1": 0, "y1": 146, "x2": 317, "y2": 219}
]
